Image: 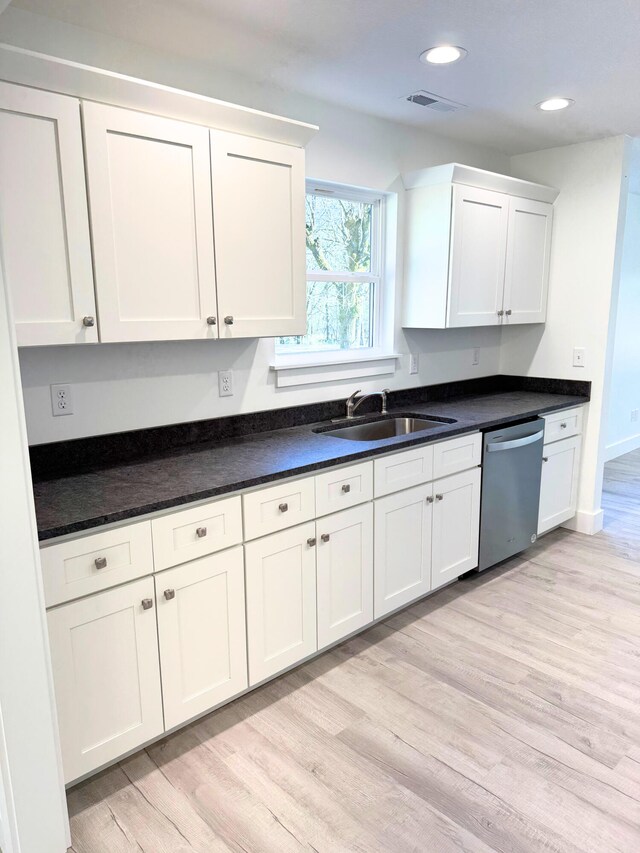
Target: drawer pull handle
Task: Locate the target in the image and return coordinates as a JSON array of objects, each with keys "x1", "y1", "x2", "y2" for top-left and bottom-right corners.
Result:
[
  {"x1": 206, "y1": 316, "x2": 217, "y2": 326},
  {"x1": 435, "y1": 493, "x2": 444, "y2": 501},
  {"x1": 94, "y1": 556, "x2": 107, "y2": 570},
  {"x1": 141, "y1": 598, "x2": 153, "y2": 610},
  {"x1": 321, "y1": 533, "x2": 330, "y2": 543},
  {"x1": 82, "y1": 315, "x2": 95, "y2": 327},
  {"x1": 279, "y1": 502, "x2": 289, "y2": 513},
  {"x1": 196, "y1": 526, "x2": 207, "y2": 538},
  {"x1": 542, "y1": 456, "x2": 549, "y2": 463},
  {"x1": 164, "y1": 589, "x2": 176, "y2": 601},
  {"x1": 426, "y1": 495, "x2": 434, "y2": 504},
  {"x1": 224, "y1": 315, "x2": 234, "y2": 325},
  {"x1": 307, "y1": 537, "x2": 316, "y2": 547},
  {"x1": 341, "y1": 484, "x2": 351, "y2": 493},
  {"x1": 560, "y1": 422, "x2": 567, "y2": 429}
]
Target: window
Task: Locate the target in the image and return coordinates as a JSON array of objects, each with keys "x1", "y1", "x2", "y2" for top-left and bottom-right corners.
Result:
[{"x1": 276, "y1": 182, "x2": 383, "y2": 357}]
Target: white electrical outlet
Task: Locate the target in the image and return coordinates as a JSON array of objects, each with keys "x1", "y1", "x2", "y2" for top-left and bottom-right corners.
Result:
[
  {"x1": 472, "y1": 347, "x2": 480, "y2": 366},
  {"x1": 409, "y1": 353, "x2": 419, "y2": 375},
  {"x1": 573, "y1": 347, "x2": 586, "y2": 367},
  {"x1": 218, "y1": 369, "x2": 233, "y2": 397},
  {"x1": 50, "y1": 383, "x2": 73, "y2": 416},
  {"x1": 631, "y1": 409, "x2": 639, "y2": 424}
]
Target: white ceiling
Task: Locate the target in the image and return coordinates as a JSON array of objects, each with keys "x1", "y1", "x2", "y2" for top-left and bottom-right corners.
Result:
[{"x1": 7, "y1": 0, "x2": 640, "y2": 154}]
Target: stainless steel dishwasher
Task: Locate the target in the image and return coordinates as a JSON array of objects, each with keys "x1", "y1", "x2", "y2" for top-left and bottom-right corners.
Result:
[{"x1": 478, "y1": 418, "x2": 545, "y2": 572}]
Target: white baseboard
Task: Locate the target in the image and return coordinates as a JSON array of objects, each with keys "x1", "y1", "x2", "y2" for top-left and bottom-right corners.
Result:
[
  {"x1": 562, "y1": 508, "x2": 604, "y2": 536},
  {"x1": 604, "y1": 434, "x2": 640, "y2": 462}
]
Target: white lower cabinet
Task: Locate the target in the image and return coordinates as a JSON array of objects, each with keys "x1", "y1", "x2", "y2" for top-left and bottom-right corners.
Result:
[
  {"x1": 44, "y1": 430, "x2": 490, "y2": 784},
  {"x1": 374, "y1": 466, "x2": 482, "y2": 615},
  {"x1": 431, "y1": 468, "x2": 481, "y2": 590},
  {"x1": 374, "y1": 484, "x2": 433, "y2": 618},
  {"x1": 244, "y1": 522, "x2": 317, "y2": 685},
  {"x1": 538, "y1": 436, "x2": 582, "y2": 534},
  {"x1": 316, "y1": 503, "x2": 374, "y2": 649},
  {"x1": 47, "y1": 576, "x2": 164, "y2": 784},
  {"x1": 155, "y1": 546, "x2": 248, "y2": 730}
]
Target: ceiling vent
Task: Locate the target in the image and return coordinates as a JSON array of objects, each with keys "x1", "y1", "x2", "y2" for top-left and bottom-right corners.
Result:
[{"x1": 404, "y1": 90, "x2": 466, "y2": 112}]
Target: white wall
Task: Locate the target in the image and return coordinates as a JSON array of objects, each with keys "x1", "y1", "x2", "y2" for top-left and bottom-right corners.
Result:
[
  {"x1": 605, "y1": 190, "x2": 640, "y2": 460},
  {"x1": 0, "y1": 6, "x2": 510, "y2": 445},
  {"x1": 501, "y1": 136, "x2": 630, "y2": 534}
]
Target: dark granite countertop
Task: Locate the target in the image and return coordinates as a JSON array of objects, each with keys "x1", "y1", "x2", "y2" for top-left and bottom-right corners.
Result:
[{"x1": 34, "y1": 389, "x2": 587, "y2": 542}]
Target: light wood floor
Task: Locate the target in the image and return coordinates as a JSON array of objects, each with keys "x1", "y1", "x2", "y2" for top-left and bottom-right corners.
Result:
[{"x1": 67, "y1": 459, "x2": 640, "y2": 853}]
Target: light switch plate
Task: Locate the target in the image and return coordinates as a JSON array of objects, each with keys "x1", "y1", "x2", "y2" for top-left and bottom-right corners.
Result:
[
  {"x1": 409, "y1": 354, "x2": 419, "y2": 375},
  {"x1": 573, "y1": 347, "x2": 586, "y2": 367},
  {"x1": 472, "y1": 348, "x2": 480, "y2": 366}
]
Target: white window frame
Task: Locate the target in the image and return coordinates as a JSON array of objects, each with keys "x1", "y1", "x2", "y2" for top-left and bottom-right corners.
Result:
[{"x1": 272, "y1": 180, "x2": 399, "y2": 385}]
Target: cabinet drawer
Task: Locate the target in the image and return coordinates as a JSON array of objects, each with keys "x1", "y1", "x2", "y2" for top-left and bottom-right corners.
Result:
[
  {"x1": 152, "y1": 495, "x2": 242, "y2": 570},
  {"x1": 243, "y1": 476, "x2": 315, "y2": 540},
  {"x1": 374, "y1": 445, "x2": 434, "y2": 497},
  {"x1": 543, "y1": 407, "x2": 583, "y2": 444},
  {"x1": 432, "y1": 432, "x2": 482, "y2": 479},
  {"x1": 315, "y1": 461, "x2": 373, "y2": 517},
  {"x1": 41, "y1": 521, "x2": 153, "y2": 607}
]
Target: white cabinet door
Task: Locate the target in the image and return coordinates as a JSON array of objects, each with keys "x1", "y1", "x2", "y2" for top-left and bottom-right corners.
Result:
[
  {"x1": 83, "y1": 103, "x2": 217, "y2": 342},
  {"x1": 431, "y1": 468, "x2": 481, "y2": 590},
  {"x1": 448, "y1": 185, "x2": 509, "y2": 327},
  {"x1": 245, "y1": 522, "x2": 317, "y2": 684},
  {"x1": 538, "y1": 436, "x2": 582, "y2": 534},
  {"x1": 503, "y1": 197, "x2": 553, "y2": 324},
  {"x1": 210, "y1": 130, "x2": 306, "y2": 338},
  {"x1": 156, "y1": 546, "x2": 248, "y2": 730},
  {"x1": 0, "y1": 83, "x2": 97, "y2": 346},
  {"x1": 316, "y1": 503, "x2": 373, "y2": 649},
  {"x1": 374, "y1": 484, "x2": 432, "y2": 618},
  {"x1": 47, "y1": 577, "x2": 163, "y2": 783}
]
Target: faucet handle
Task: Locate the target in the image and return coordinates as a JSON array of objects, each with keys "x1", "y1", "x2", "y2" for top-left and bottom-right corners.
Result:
[
  {"x1": 346, "y1": 389, "x2": 362, "y2": 419},
  {"x1": 381, "y1": 388, "x2": 391, "y2": 414}
]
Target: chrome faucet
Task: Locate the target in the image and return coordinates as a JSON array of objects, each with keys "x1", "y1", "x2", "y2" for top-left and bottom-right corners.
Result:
[{"x1": 345, "y1": 388, "x2": 390, "y2": 420}]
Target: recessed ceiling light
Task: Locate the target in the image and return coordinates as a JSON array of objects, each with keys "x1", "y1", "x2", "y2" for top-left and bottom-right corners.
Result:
[
  {"x1": 537, "y1": 97, "x2": 575, "y2": 111},
  {"x1": 420, "y1": 45, "x2": 468, "y2": 65}
]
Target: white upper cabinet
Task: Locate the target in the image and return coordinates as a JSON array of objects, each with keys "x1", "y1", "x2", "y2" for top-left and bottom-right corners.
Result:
[
  {"x1": 448, "y1": 186, "x2": 509, "y2": 327},
  {"x1": 503, "y1": 197, "x2": 553, "y2": 324},
  {"x1": 0, "y1": 83, "x2": 97, "y2": 346},
  {"x1": 210, "y1": 130, "x2": 306, "y2": 338},
  {"x1": 82, "y1": 102, "x2": 218, "y2": 342},
  {"x1": 403, "y1": 163, "x2": 557, "y2": 329}
]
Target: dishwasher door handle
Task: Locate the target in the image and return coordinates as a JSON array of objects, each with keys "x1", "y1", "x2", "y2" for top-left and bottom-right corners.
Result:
[{"x1": 485, "y1": 430, "x2": 545, "y2": 452}]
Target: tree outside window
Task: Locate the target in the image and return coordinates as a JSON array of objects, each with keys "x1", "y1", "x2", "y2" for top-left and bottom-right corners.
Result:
[{"x1": 277, "y1": 185, "x2": 382, "y2": 354}]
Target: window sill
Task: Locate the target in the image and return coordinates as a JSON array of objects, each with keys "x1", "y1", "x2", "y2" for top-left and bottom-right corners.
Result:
[{"x1": 270, "y1": 352, "x2": 401, "y2": 388}]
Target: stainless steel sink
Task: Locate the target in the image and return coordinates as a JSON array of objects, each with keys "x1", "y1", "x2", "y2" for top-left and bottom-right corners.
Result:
[{"x1": 317, "y1": 415, "x2": 454, "y2": 442}]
